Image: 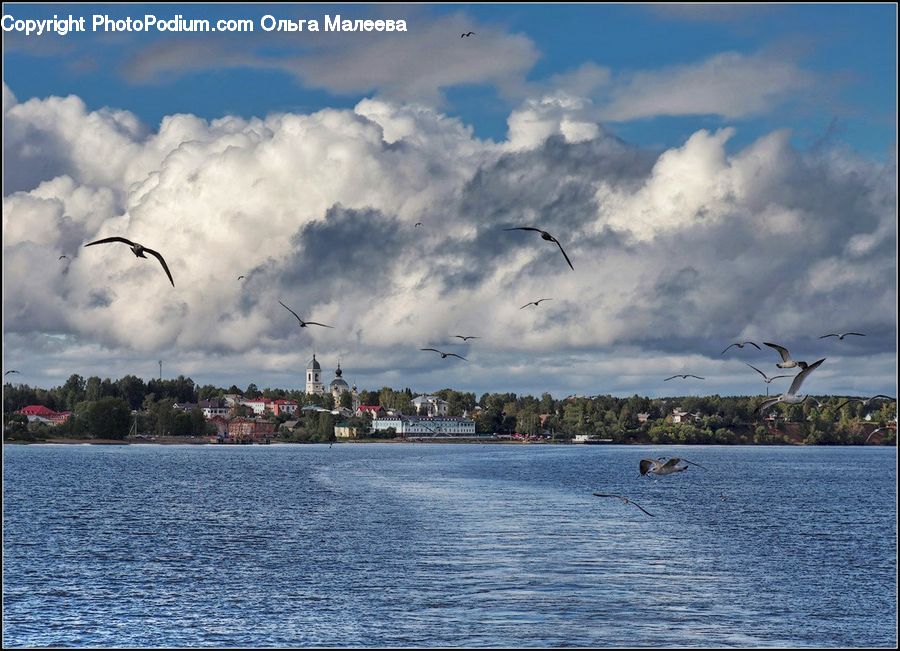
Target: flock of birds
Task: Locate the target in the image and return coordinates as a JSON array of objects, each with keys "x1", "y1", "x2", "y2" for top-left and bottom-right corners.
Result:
[
  {"x1": 593, "y1": 334, "x2": 894, "y2": 518},
  {"x1": 73, "y1": 223, "x2": 577, "y2": 365},
  {"x1": 64, "y1": 214, "x2": 892, "y2": 420}
]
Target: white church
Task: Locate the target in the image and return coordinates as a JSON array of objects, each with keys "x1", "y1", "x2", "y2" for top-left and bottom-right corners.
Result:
[{"x1": 306, "y1": 354, "x2": 359, "y2": 409}]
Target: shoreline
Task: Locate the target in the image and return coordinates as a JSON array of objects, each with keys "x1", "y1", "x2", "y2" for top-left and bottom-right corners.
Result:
[{"x1": 3, "y1": 436, "x2": 894, "y2": 447}]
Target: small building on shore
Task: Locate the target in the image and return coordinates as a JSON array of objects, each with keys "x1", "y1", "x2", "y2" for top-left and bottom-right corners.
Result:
[
  {"x1": 225, "y1": 418, "x2": 275, "y2": 444},
  {"x1": 334, "y1": 422, "x2": 361, "y2": 439}
]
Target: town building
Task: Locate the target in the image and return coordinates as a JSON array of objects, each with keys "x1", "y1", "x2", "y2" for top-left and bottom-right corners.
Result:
[
  {"x1": 670, "y1": 408, "x2": 699, "y2": 424},
  {"x1": 369, "y1": 415, "x2": 476, "y2": 437},
  {"x1": 411, "y1": 394, "x2": 449, "y2": 417},
  {"x1": 226, "y1": 418, "x2": 275, "y2": 443},
  {"x1": 306, "y1": 354, "x2": 325, "y2": 395},
  {"x1": 240, "y1": 397, "x2": 270, "y2": 416},
  {"x1": 200, "y1": 399, "x2": 230, "y2": 419},
  {"x1": 357, "y1": 405, "x2": 384, "y2": 418},
  {"x1": 15, "y1": 405, "x2": 72, "y2": 426},
  {"x1": 334, "y1": 422, "x2": 361, "y2": 439},
  {"x1": 271, "y1": 399, "x2": 298, "y2": 417}
]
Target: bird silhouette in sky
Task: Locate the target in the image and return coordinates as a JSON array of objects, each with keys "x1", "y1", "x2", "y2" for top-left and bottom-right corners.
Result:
[
  {"x1": 520, "y1": 298, "x2": 553, "y2": 309},
  {"x1": 421, "y1": 348, "x2": 467, "y2": 361},
  {"x1": 504, "y1": 227, "x2": 574, "y2": 271},
  {"x1": 279, "y1": 301, "x2": 333, "y2": 328},
  {"x1": 84, "y1": 237, "x2": 174, "y2": 287}
]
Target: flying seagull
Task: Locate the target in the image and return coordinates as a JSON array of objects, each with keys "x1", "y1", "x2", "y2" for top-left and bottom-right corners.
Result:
[
  {"x1": 5, "y1": 370, "x2": 20, "y2": 375},
  {"x1": 58, "y1": 255, "x2": 68, "y2": 261},
  {"x1": 663, "y1": 374, "x2": 705, "y2": 381},
  {"x1": 414, "y1": 222, "x2": 423, "y2": 227},
  {"x1": 721, "y1": 341, "x2": 761, "y2": 355},
  {"x1": 639, "y1": 457, "x2": 707, "y2": 477},
  {"x1": 453, "y1": 335, "x2": 479, "y2": 341},
  {"x1": 745, "y1": 363, "x2": 791, "y2": 384},
  {"x1": 866, "y1": 427, "x2": 891, "y2": 443},
  {"x1": 754, "y1": 358, "x2": 826, "y2": 414},
  {"x1": 504, "y1": 227, "x2": 574, "y2": 271},
  {"x1": 820, "y1": 332, "x2": 865, "y2": 340},
  {"x1": 592, "y1": 493, "x2": 655, "y2": 517},
  {"x1": 461, "y1": 31, "x2": 474, "y2": 37},
  {"x1": 84, "y1": 236, "x2": 174, "y2": 287},
  {"x1": 835, "y1": 395, "x2": 895, "y2": 411},
  {"x1": 238, "y1": 275, "x2": 245, "y2": 280},
  {"x1": 763, "y1": 342, "x2": 808, "y2": 369},
  {"x1": 278, "y1": 301, "x2": 333, "y2": 328},
  {"x1": 520, "y1": 298, "x2": 553, "y2": 309},
  {"x1": 420, "y1": 348, "x2": 467, "y2": 361}
]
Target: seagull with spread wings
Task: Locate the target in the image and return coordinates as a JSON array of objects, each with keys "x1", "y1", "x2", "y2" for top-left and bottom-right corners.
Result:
[
  {"x1": 763, "y1": 342, "x2": 808, "y2": 369},
  {"x1": 520, "y1": 298, "x2": 552, "y2": 309},
  {"x1": 504, "y1": 227, "x2": 574, "y2": 270},
  {"x1": 745, "y1": 363, "x2": 791, "y2": 384},
  {"x1": 278, "y1": 301, "x2": 333, "y2": 329},
  {"x1": 58, "y1": 255, "x2": 68, "y2": 261},
  {"x1": 721, "y1": 341, "x2": 761, "y2": 355},
  {"x1": 84, "y1": 236, "x2": 175, "y2": 286},
  {"x1": 593, "y1": 493, "x2": 655, "y2": 517},
  {"x1": 754, "y1": 358, "x2": 826, "y2": 414},
  {"x1": 461, "y1": 31, "x2": 474, "y2": 37},
  {"x1": 421, "y1": 348, "x2": 467, "y2": 361},
  {"x1": 663, "y1": 374, "x2": 705, "y2": 381},
  {"x1": 639, "y1": 457, "x2": 707, "y2": 477},
  {"x1": 453, "y1": 335, "x2": 479, "y2": 342},
  {"x1": 820, "y1": 332, "x2": 866, "y2": 340},
  {"x1": 5, "y1": 370, "x2": 20, "y2": 376},
  {"x1": 746, "y1": 363, "x2": 792, "y2": 396},
  {"x1": 865, "y1": 427, "x2": 892, "y2": 443},
  {"x1": 835, "y1": 395, "x2": 895, "y2": 411}
]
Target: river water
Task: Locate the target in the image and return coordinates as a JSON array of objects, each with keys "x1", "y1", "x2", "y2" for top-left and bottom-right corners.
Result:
[{"x1": 3, "y1": 443, "x2": 896, "y2": 647}]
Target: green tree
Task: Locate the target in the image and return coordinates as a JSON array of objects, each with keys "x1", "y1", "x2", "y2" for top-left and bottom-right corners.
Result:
[
  {"x1": 61, "y1": 374, "x2": 86, "y2": 410},
  {"x1": 85, "y1": 376, "x2": 102, "y2": 402},
  {"x1": 83, "y1": 397, "x2": 131, "y2": 440}
]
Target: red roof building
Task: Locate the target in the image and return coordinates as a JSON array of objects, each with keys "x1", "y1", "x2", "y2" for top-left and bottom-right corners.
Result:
[
  {"x1": 15, "y1": 405, "x2": 72, "y2": 426},
  {"x1": 271, "y1": 399, "x2": 298, "y2": 417},
  {"x1": 357, "y1": 405, "x2": 384, "y2": 418}
]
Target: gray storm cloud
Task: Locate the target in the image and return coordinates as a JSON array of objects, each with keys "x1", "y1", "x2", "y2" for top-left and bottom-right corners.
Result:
[{"x1": 2, "y1": 85, "x2": 896, "y2": 395}]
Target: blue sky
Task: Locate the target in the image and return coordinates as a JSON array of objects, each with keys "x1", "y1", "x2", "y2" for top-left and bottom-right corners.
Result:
[
  {"x1": 3, "y1": 3, "x2": 896, "y2": 156},
  {"x1": 2, "y1": 3, "x2": 897, "y2": 397}
]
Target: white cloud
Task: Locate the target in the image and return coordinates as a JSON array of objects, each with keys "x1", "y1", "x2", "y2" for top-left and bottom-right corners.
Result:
[
  {"x1": 506, "y1": 94, "x2": 602, "y2": 151},
  {"x1": 600, "y1": 51, "x2": 817, "y2": 121},
  {"x1": 2, "y1": 86, "x2": 895, "y2": 397}
]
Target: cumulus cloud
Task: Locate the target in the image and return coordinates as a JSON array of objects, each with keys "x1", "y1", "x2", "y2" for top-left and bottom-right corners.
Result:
[{"x1": 2, "y1": 84, "x2": 895, "y2": 397}]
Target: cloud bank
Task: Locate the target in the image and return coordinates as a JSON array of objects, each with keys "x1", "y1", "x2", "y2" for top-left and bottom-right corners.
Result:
[{"x1": 3, "y1": 84, "x2": 896, "y2": 397}]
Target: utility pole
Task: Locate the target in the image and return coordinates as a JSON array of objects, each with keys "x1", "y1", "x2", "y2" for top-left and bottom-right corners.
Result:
[{"x1": 158, "y1": 360, "x2": 162, "y2": 380}]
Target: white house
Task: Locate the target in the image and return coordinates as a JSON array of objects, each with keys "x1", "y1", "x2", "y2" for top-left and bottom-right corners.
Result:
[{"x1": 411, "y1": 395, "x2": 449, "y2": 417}]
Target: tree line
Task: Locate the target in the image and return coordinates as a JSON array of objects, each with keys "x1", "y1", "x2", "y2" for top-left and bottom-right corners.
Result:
[{"x1": 3, "y1": 374, "x2": 896, "y2": 445}]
